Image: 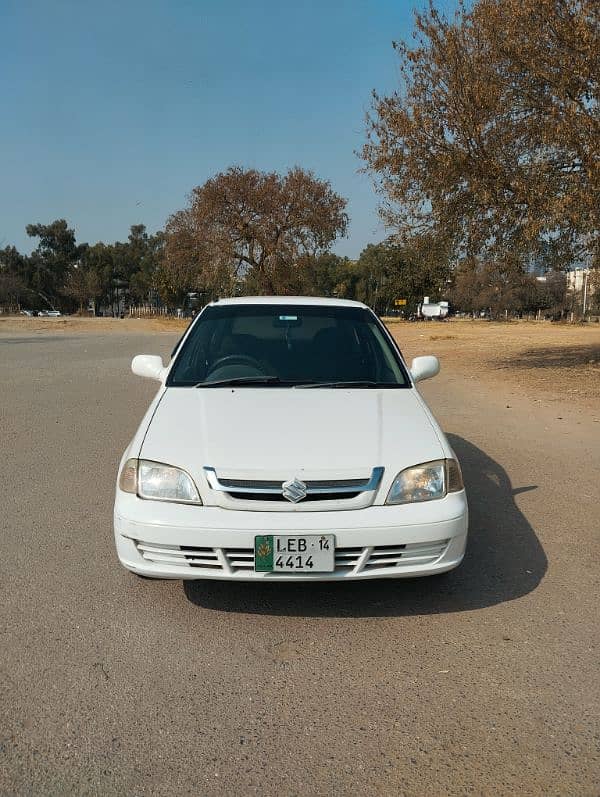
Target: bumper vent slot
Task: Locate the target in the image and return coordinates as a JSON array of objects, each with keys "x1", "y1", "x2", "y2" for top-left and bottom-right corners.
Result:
[{"x1": 363, "y1": 541, "x2": 448, "y2": 570}]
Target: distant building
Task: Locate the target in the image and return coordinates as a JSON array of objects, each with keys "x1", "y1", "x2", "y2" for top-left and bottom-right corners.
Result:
[
  {"x1": 567, "y1": 267, "x2": 596, "y2": 315},
  {"x1": 567, "y1": 268, "x2": 590, "y2": 293}
]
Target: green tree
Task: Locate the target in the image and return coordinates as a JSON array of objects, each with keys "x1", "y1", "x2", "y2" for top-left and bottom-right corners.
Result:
[
  {"x1": 63, "y1": 264, "x2": 102, "y2": 313},
  {"x1": 80, "y1": 242, "x2": 115, "y2": 309},
  {"x1": 0, "y1": 246, "x2": 30, "y2": 309},
  {"x1": 77, "y1": 226, "x2": 165, "y2": 311},
  {"x1": 281, "y1": 253, "x2": 356, "y2": 298},
  {"x1": 528, "y1": 270, "x2": 567, "y2": 316},
  {"x1": 355, "y1": 237, "x2": 451, "y2": 314},
  {"x1": 26, "y1": 220, "x2": 86, "y2": 308},
  {"x1": 125, "y1": 226, "x2": 165, "y2": 303},
  {"x1": 451, "y1": 257, "x2": 532, "y2": 317},
  {"x1": 0, "y1": 268, "x2": 26, "y2": 311}
]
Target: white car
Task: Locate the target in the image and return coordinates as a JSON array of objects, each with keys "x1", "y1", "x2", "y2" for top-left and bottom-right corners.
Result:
[{"x1": 114, "y1": 297, "x2": 468, "y2": 581}]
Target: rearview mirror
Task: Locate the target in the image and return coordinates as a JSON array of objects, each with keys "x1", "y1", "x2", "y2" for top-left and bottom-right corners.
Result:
[
  {"x1": 131, "y1": 354, "x2": 166, "y2": 382},
  {"x1": 410, "y1": 355, "x2": 440, "y2": 383}
]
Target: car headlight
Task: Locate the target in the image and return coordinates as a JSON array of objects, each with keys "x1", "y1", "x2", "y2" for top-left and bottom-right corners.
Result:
[
  {"x1": 118, "y1": 458, "x2": 202, "y2": 504},
  {"x1": 385, "y1": 459, "x2": 463, "y2": 505}
]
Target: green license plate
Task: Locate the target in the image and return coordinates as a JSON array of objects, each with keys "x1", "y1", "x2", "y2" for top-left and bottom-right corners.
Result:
[{"x1": 254, "y1": 534, "x2": 335, "y2": 572}]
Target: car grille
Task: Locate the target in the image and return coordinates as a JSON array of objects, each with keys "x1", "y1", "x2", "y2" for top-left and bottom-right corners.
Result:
[
  {"x1": 134, "y1": 539, "x2": 449, "y2": 574},
  {"x1": 226, "y1": 491, "x2": 362, "y2": 502},
  {"x1": 218, "y1": 477, "x2": 370, "y2": 490},
  {"x1": 202, "y1": 466, "x2": 384, "y2": 506}
]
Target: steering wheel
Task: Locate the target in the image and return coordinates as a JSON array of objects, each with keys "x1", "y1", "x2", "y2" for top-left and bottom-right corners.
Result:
[{"x1": 206, "y1": 354, "x2": 265, "y2": 376}]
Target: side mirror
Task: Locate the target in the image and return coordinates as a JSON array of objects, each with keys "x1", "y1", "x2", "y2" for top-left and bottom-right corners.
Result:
[
  {"x1": 131, "y1": 354, "x2": 166, "y2": 382},
  {"x1": 410, "y1": 355, "x2": 440, "y2": 383}
]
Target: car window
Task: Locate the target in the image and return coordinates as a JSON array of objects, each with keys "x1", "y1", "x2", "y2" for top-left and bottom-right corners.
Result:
[{"x1": 167, "y1": 304, "x2": 409, "y2": 387}]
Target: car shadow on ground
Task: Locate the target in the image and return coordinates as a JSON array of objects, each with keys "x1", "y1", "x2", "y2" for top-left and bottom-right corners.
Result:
[
  {"x1": 496, "y1": 343, "x2": 600, "y2": 370},
  {"x1": 183, "y1": 434, "x2": 547, "y2": 617}
]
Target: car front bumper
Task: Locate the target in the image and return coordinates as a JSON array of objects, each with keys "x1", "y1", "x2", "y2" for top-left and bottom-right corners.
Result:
[{"x1": 114, "y1": 491, "x2": 468, "y2": 581}]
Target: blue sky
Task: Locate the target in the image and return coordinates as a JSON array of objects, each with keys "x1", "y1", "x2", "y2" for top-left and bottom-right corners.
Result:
[{"x1": 1, "y1": 0, "x2": 459, "y2": 257}]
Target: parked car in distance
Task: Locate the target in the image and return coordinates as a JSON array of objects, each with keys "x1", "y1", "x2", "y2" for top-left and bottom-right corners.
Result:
[
  {"x1": 114, "y1": 296, "x2": 468, "y2": 581},
  {"x1": 418, "y1": 299, "x2": 450, "y2": 320},
  {"x1": 20, "y1": 310, "x2": 35, "y2": 316},
  {"x1": 38, "y1": 310, "x2": 62, "y2": 317}
]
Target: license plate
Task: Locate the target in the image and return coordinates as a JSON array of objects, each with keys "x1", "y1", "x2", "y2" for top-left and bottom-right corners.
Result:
[{"x1": 254, "y1": 535, "x2": 335, "y2": 572}]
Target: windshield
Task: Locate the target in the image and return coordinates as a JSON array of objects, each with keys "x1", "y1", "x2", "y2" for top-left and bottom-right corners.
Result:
[{"x1": 167, "y1": 304, "x2": 409, "y2": 387}]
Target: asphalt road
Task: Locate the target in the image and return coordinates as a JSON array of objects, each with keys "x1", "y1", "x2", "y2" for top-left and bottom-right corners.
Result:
[{"x1": 1, "y1": 330, "x2": 598, "y2": 796}]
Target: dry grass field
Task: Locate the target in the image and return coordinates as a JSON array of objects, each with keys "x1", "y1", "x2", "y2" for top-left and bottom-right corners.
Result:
[
  {"x1": 388, "y1": 319, "x2": 600, "y2": 412},
  {"x1": 0, "y1": 315, "x2": 187, "y2": 335},
  {"x1": 2, "y1": 314, "x2": 598, "y2": 412}
]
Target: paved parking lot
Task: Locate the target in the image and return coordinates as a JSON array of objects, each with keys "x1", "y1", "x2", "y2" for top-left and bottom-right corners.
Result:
[{"x1": 1, "y1": 329, "x2": 598, "y2": 795}]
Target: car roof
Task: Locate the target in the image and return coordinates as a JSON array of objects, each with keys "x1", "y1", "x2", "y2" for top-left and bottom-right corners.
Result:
[{"x1": 207, "y1": 296, "x2": 368, "y2": 309}]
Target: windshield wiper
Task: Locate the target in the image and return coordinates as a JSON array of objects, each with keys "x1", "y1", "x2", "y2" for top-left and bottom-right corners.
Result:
[
  {"x1": 196, "y1": 376, "x2": 283, "y2": 388},
  {"x1": 297, "y1": 380, "x2": 400, "y2": 389},
  {"x1": 299, "y1": 380, "x2": 402, "y2": 389}
]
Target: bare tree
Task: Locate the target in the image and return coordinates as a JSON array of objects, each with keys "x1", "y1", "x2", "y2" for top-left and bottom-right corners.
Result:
[
  {"x1": 0, "y1": 270, "x2": 26, "y2": 311},
  {"x1": 363, "y1": 0, "x2": 599, "y2": 269},
  {"x1": 162, "y1": 166, "x2": 348, "y2": 297}
]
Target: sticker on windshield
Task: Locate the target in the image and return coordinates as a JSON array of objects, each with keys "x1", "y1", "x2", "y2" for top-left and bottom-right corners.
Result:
[{"x1": 279, "y1": 315, "x2": 298, "y2": 321}]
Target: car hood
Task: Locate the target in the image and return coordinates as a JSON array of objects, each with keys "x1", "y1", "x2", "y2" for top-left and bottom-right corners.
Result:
[{"x1": 140, "y1": 387, "x2": 445, "y2": 485}]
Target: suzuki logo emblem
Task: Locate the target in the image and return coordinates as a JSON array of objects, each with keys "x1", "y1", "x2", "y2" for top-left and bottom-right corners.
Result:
[{"x1": 282, "y1": 477, "x2": 308, "y2": 503}]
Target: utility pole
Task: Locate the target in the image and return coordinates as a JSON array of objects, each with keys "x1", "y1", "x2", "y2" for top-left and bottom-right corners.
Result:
[{"x1": 582, "y1": 270, "x2": 588, "y2": 317}]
